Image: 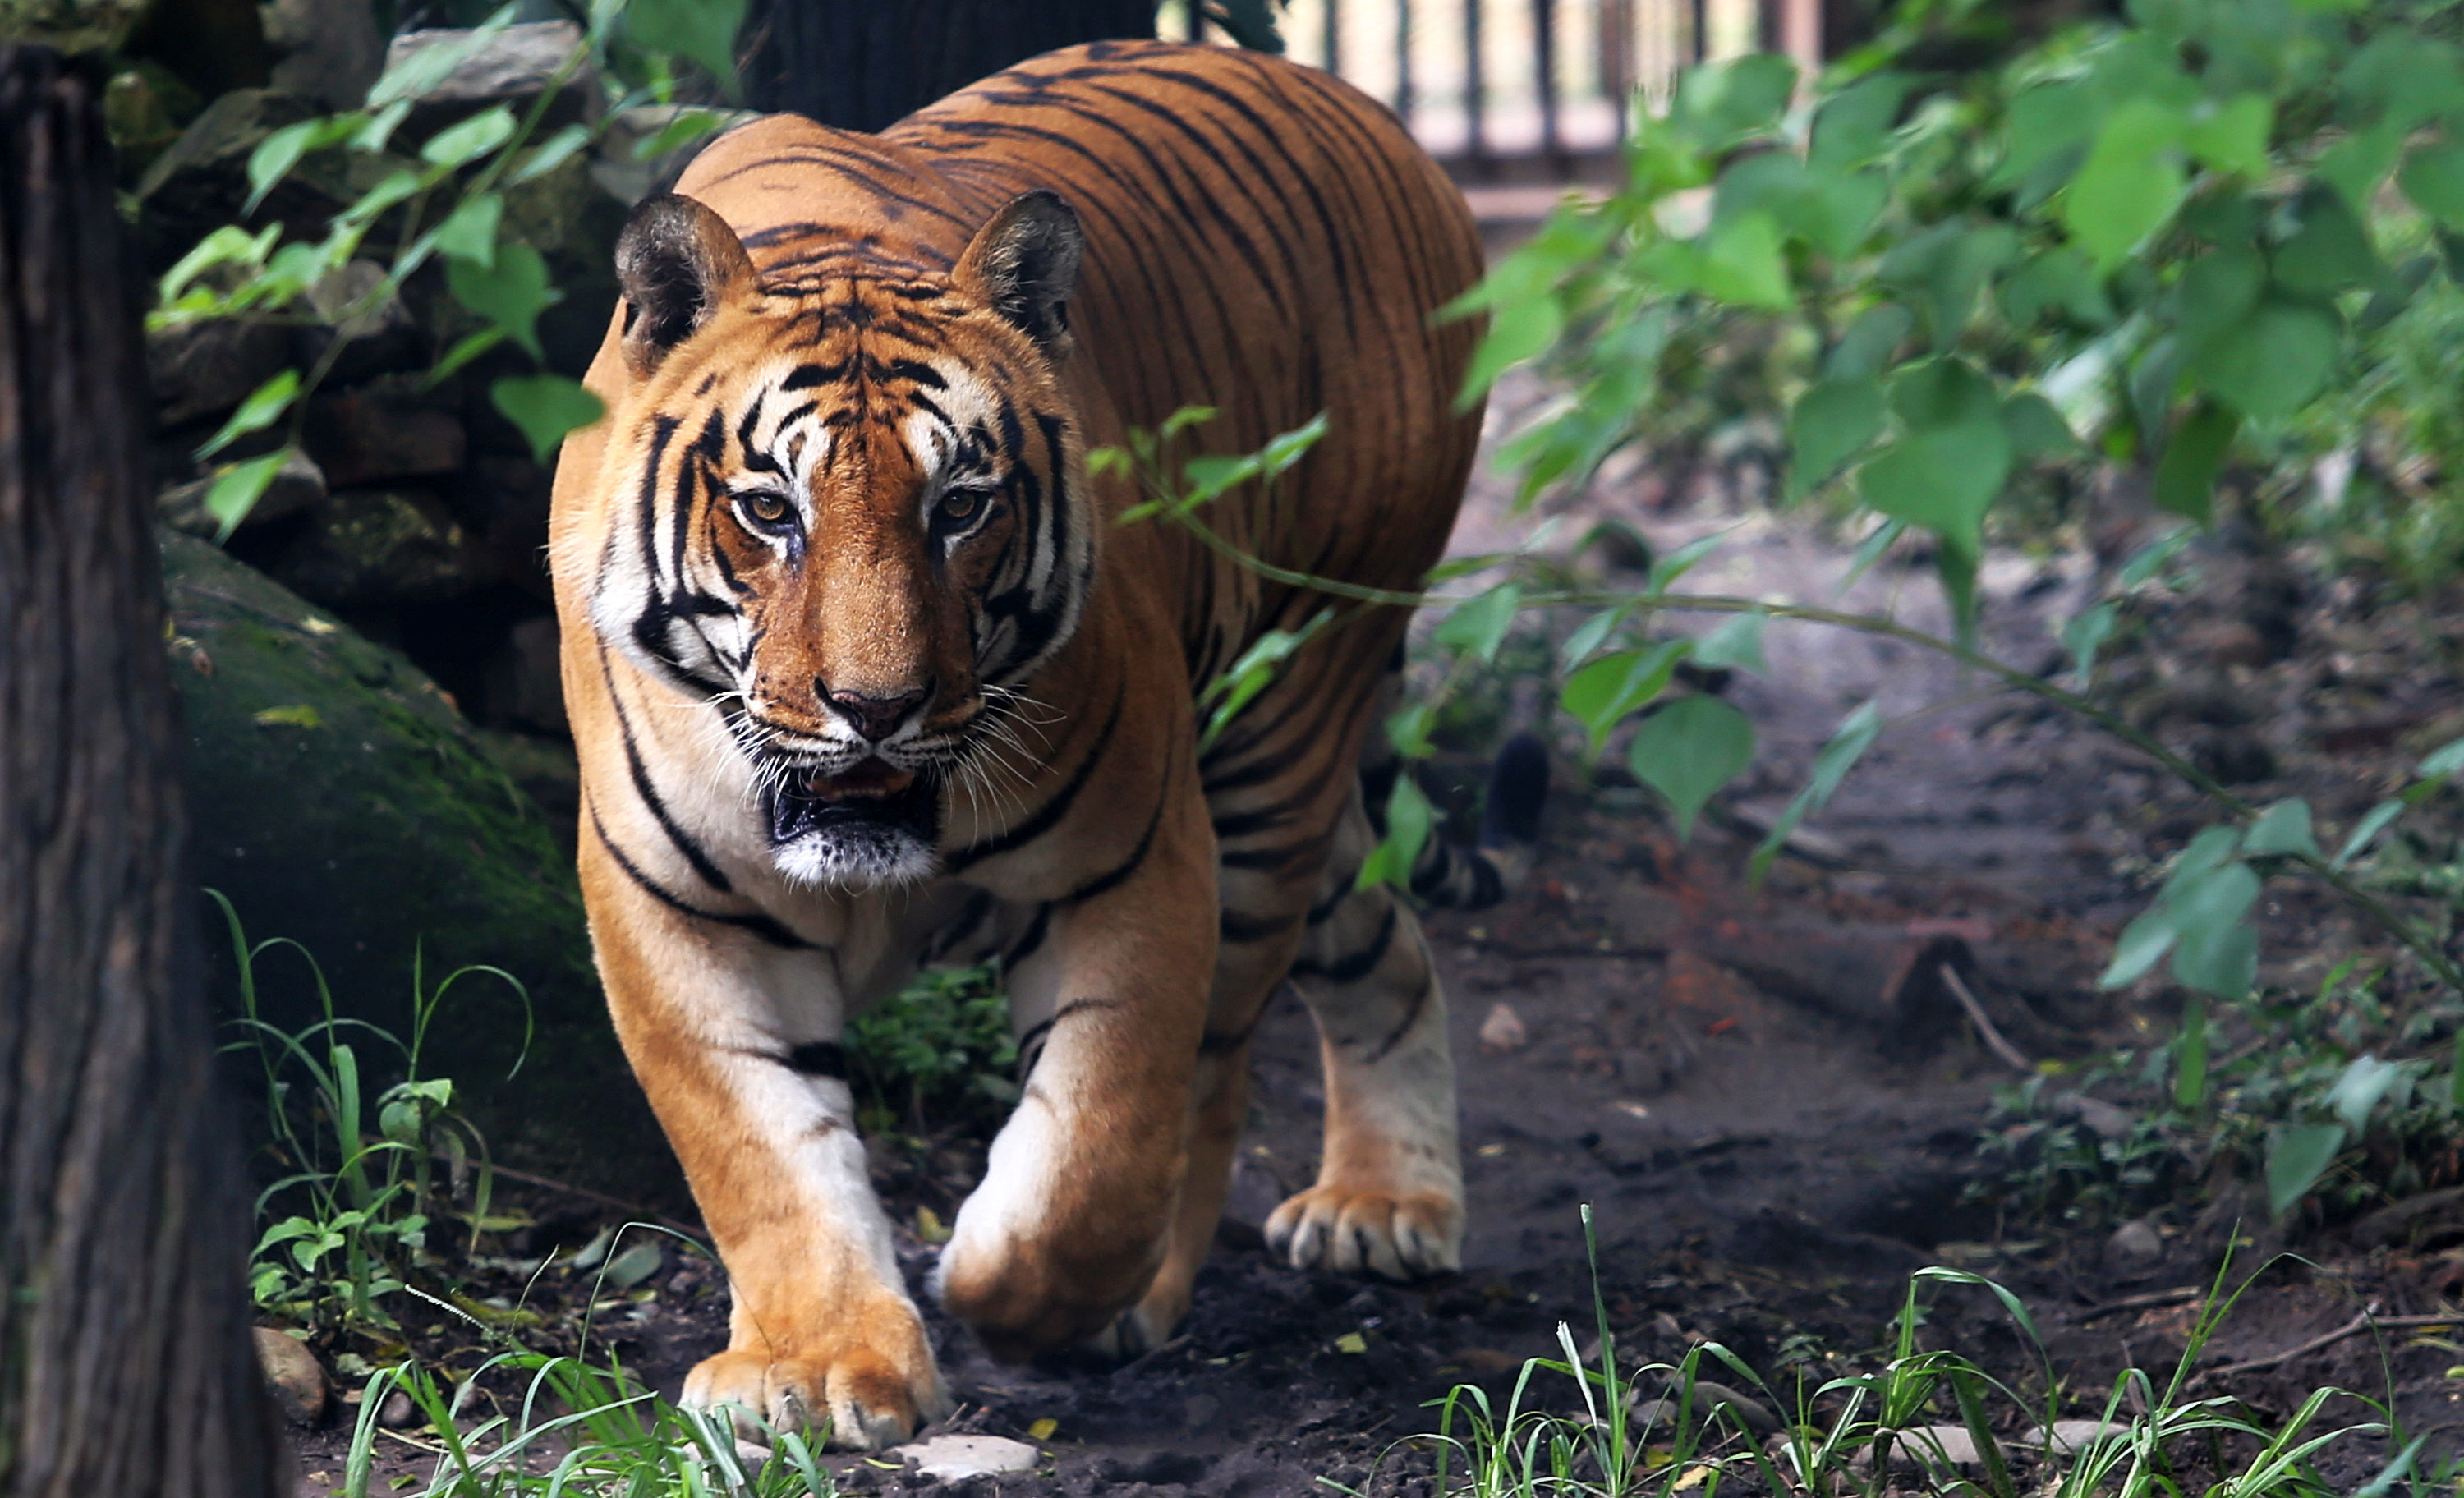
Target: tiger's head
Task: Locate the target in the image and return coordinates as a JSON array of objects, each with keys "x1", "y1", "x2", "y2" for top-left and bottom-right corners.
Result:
[{"x1": 585, "y1": 191, "x2": 1094, "y2": 888}]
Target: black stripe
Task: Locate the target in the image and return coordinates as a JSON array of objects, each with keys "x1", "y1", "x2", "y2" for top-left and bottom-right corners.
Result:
[
  {"x1": 1221, "y1": 907, "x2": 1299, "y2": 944},
  {"x1": 784, "y1": 1041, "x2": 846, "y2": 1078},
  {"x1": 586, "y1": 799, "x2": 814, "y2": 950},
  {"x1": 945, "y1": 678, "x2": 1125, "y2": 873},
  {"x1": 1060, "y1": 788, "x2": 1166, "y2": 907},
  {"x1": 600, "y1": 646, "x2": 733, "y2": 894},
  {"x1": 1289, "y1": 903, "x2": 1396, "y2": 986}
]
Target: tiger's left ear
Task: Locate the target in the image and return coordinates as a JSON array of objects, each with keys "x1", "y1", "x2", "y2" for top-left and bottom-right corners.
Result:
[
  {"x1": 954, "y1": 191, "x2": 1084, "y2": 360},
  {"x1": 615, "y1": 193, "x2": 756, "y2": 378}
]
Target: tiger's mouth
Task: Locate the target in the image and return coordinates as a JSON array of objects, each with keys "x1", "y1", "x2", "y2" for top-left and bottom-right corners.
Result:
[{"x1": 761, "y1": 756, "x2": 943, "y2": 884}]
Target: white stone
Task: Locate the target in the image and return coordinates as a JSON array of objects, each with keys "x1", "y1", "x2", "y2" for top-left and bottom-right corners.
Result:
[{"x1": 896, "y1": 1434, "x2": 1041, "y2": 1480}]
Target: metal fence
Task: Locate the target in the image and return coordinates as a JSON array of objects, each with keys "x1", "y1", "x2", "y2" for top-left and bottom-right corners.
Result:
[{"x1": 1171, "y1": 0, "x2": 1822, "y2": 179}]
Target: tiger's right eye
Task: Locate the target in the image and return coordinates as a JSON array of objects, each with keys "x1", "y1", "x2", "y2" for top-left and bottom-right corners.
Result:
[{"x1": 741, "y1": 490, "x2": 793, "y2": 527}]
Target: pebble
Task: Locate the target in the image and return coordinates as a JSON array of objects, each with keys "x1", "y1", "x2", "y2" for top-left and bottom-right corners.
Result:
[
  {"x1": 378, "y1": 1390, "x2": 417, "y2": 1429},
  {"x1": 1478, "y1": 1001, "x2": 1529, "y2": 1053},
  {"x1": 251, "y1": 1326, "x2": 327, "y2": 1427},
  {"x1": 895, "y1": 1434, "x2": 1041, "y2": 1481},
  {"x1": 2108, "y1": 1217, "x2": 2164, "y2": 1266}
]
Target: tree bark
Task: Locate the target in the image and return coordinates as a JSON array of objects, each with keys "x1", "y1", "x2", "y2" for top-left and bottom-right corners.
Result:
[
  {"x1": 737, "y1": 0, "x2": 1160, "y2": 131},
  {"x1": 0, "y1": 47, "x2": 286, "y2": 1498}
]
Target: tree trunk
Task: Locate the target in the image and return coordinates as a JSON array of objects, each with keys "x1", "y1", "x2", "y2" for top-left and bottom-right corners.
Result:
[
  {"x1": 0, "y1": 46, "x2": 287, "y2": 1498},
  {"x1": 738, "y1": 0, "x2": 1160, "y2": 131}
]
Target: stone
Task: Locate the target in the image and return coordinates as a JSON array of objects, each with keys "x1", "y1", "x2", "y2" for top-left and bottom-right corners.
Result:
[
  {"x1": 258, "y1": 489, "x2": 478, "y2": 606},
  {"x1": 377, "y1": 1390, "x2": 417, "y2": 1429},
  {"x1": 158, "y1": 449, "x2": 326, "y2": 537},
  {"x1": 478, "y1": 617, "x2": 569, "y2": 734},
  {"x1": 303, "y1": 383, "x2": 467, "y2": 488},
  {"x1": 383, "y1": 22, "x2": 596, "y2": 143},
  {"x1": 160, "y1": 531, "x2": 667, "y2": 1197},
  {"x1": 1882, "y1": 1426, "x2": 1984, "y2": 1471},
  {"x1": 251, "y1": 1326, "x2": 326, "y2": 1426},
  {"x1": 260, "y1": 0, "x2": 384, "y2": 110},
  {"x1": 2108, "y1": 1216, "x2": 2164, "y2": 1266},
  {"x1": 147, "y1": 316, "x2": 294, "y2": 426},
  {"x1": 1478, "y1": 1000, "x2": 1529, "y2": 1053},
  {"x1": 895, "y1": 1435, "x2": 1041, "y2": 1481}
]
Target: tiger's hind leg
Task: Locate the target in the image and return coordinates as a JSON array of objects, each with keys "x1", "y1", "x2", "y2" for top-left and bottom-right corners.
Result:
[{"x1": 1266, "y1": 787, "x2": 1464, "y2": 1276}]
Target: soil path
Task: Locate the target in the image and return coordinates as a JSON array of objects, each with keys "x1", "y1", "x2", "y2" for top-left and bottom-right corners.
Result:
[{"x1": 292, "y1": 374, "x2": 2444, "y2": 1496}]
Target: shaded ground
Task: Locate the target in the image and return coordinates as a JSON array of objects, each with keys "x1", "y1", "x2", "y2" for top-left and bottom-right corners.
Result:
[{"x1": 287, "y1": 371, "x2": 2464, "y2": 1494}]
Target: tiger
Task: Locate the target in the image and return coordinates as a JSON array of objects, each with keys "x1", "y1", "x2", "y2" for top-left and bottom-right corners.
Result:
[{"x1": 546, "y1": 37, "x2": 1529, "y2": 1450}]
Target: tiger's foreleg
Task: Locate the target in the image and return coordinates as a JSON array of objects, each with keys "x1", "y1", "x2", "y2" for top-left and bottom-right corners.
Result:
[
  {"x1": 1266, "y1": 797, "x2": 1464, "y2": 1278},
  {"x1": 931, "y1": 779, "x2": 1220, "y2": 1360},
  {"x1": 578, "y1": 832, "x2": 949, "y2": 1450}
]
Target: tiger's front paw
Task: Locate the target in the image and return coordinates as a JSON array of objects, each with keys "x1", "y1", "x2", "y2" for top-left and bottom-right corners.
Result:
[
  {"x1": 1264, "y1": 1185, "x2": 1463, "y2": 1280},
  {"x1": 681, "y1": 1307, "x2": 950, "y2": 1450}
]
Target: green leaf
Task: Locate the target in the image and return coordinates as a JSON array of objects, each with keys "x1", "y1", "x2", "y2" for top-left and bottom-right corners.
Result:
[
  {"x1": 2264, "y1": 1122, "x2": 2347, "y2": 1215},
  {"x1": 1561, "y1": 641, "x2": 1688, "y2": 758},
  {"x1": 2063, "y1": 99, "x2": 2187, "y2": 270},
  {"x1": 420, "y1": 104, "x2": 517, "y2": 168},
  {"x1": 1458, "y1": 291, "x2": 1561, "y2": 409},
  {"x1": 2174, "y1": 241, "x2": 2265, "y2": 355},
  {"x1": 2152, "y1": 402, "x2": 2237, "y2": 522},
  {"x1": 1692, "y1": 612, "x2": 1767, "y2": 674},
  {"x1": 197, "y1": 369, "x2": 301, "y2": 460},
  {"x1": 1647, "y1": 531, "x2": 1724, "y2": 595},
  {"x1": 1356, "y1": 771, "x2": 1435, "y2": 892},
  {"x1": 1557, "y1": 606, "x2": 1630, "y2": 676},
  {"x1": 1824, "y1": 303, "x2": 1914, "y2": 379},
  {"x1": 1809, "y1": 72, "x2": 1912, "y2": 169},
  {"x1": 627, "y1": 0, "x2": 749, "y2": 94},
  {"x1": 2164, "y1": 861, "x2": 2260, "y2": 999},
  {"x1": 1999, "y1": 248, "x2": 2112, "y2": 329},
  {"x1": 368, "y1": 5, "x2": 517, "y2": 108},
  {"x1": 2271, "y1": 185, "x2": 2380, "y2": 298},
  {"x1": 2174, "y1": 995, "x2": 2209, "y2": 1111},
  {"x1": 448, "y1": 243, "x2": 556, "y2": 358},
  {"x1": 2325, "y1": 1055, "x2": 2408, "y2": 1137},
  {"x1": 2400, "y1": 135, "x2": 2464, "y2": 229},
  {"x1": 2163, "y1": 825, "x2": 2246, "y2": 898},
  {"x1": 631, "y1": 108, "x2": 729, "y2": 163},
  {"x1": 2244, "y1": 800, "x2": 2321, "y2": 859},
  {"x1": 1786, "y1": 377, "x2": 1884, "y2": 500},
  {"x1": 2190, "y1": 298, "x2": 2341, "y2": 422},
  {"x1": 1749, "y1": 701, "x2": 1882, "y2": 885},
  {"x1": 432, "y1": 192, "x2": 503, "y2": 267},
  {"x1": 2117, "y1": 526, "x2": 2193, "y2": 588},
  {"x1": 491, "y1": 374, "x2": 605, "y2": 463},
  {"x1": 2320, "y1": 118, "x2": 2406, "y2": 210},
  {"x1": 1857, "y1": 415, "x2": 2011, "y2": 557},
  {"x1": 2061, "y1": 601, "x2": 2117, "y2": 682},
  {"x1": 1670, "y1": 52, "x2": 1797, "y2": 149},
  {"x1": 246, "y1": 117, "x2": 358, "y2": 216},
  {"x1": 2183, "y1": 94, "x2": 2273, "y2": 177},
  {"x1": 1432, "y1": 584, "x2": 1522, "y2": 665},
  {"x1": 1696, "y1": 211, "x2": 1793, "y2": 310},
  {"x1": 202, "y1": 449, "x2": 294, "y2": 543},
  {"x1": 2334, "y1": 798, "x2": 2406, "y2": 868},
  {"x1": 2421, "y1": 735, "x2": 2464, "y2": 779},
  {"x1": 2101, "y1": 901, "x2": 2179, "y2": 989},
  {"x1": 511, "y1": 122, "x2": 591, "y2": 182},
  {"x1": 1877, "y1": 222, "x2": 2019, "y2": 347},
  {"x1": 1628, "y1": 697, "x2": 1755, "y2": 841},
  {"x1": 2001, "y1": 392, "x2": 2080, "y2": 460}
]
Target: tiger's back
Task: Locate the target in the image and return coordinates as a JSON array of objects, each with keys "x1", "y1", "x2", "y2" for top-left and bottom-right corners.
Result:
[{"x1": 678, "y1": 38, "x2": 1487, "y2": 662}]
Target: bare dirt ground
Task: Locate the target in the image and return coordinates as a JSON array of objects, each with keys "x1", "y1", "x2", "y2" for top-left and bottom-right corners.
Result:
[{"x1": 289, "y1": 369, "x2": 2464, "y2": 1495}]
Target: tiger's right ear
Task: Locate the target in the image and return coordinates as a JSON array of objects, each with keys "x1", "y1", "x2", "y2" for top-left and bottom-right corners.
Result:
[{"x1": 614, "y1": 194, "x2": 756, "y2": 378}]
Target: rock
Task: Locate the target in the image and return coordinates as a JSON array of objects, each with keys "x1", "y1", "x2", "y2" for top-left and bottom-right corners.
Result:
[
  {"x1": 2108, "y1": 1217, "x2": 2164, "y2": 1266},
  {"x1": 303, "y1": 382, "x2": 467, "y2": 488},
  {"x1": 147, "y1": 317, "x2": 294, "y2": 426},
  {"x1": 2016, "y1": 1419, "x2": 2128, "y2": 1453},
  {"x1": 1878, "y1": 1425, "x2": 1984, "y2": 1471},
  {"x1": 258, "y1": 489, "x2": 478, "y2": 606},
  {"x1": 2053, "y1": 1092, "x2": 2137, "y2": 1141},
  {"x1": 1478, "y1": 1000, "x2": 1529, "y2": 1053},
  {"x1": 0, "y1": 0, "x2": 145, "y2": 53},
  {"x1": 260, "y1": 0, "x2": 384, "y2": 110},
  {"x1": 251, "y1": 1326, "x2": 326, "y2": 1426},
  {"x1": 476, "y1": 616, "x2": 569, "y2": 733},
  {"x1": 383, "y1": 22, "x2": 596, "y2": 143},
  {"x1": 1627, "y1": 1379, "x2": 1781, "y2": 1436},
  {"x1": 160, "y1": 531, "x2": 668, "y2": 1197},
  {"x1": 378, "y1": 1390, "x2": 418, "y2": 1429},
  {"x1": 158, "y1": 450, "x2": 326, "y2": 537},
  {"x1": 896, "y1": 1435, "x2": 1041, "y2": 1481}
]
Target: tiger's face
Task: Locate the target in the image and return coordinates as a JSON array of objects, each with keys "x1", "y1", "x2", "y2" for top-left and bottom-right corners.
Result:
[{"x1": 588, "y1": 192, "x2": 1092, "y2": 888}]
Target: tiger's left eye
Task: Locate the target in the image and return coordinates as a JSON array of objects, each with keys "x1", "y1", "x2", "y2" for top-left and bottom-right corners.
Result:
[
  {"x1": 742, "y1": 490, "x2": 792, "y2": 526},
  {"x1": 938, "y1": 486, "x2": 989, "y2": 526}
]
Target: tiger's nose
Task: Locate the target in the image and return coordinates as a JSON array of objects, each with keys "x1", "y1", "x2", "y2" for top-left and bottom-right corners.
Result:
[{"x1": 821, "y1": 682, "x2": 928, "y2": 742}]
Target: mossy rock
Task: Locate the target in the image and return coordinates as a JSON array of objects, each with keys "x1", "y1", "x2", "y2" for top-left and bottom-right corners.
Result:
[{"x1": 159, "y1": 529, "x2": 680, "y2": 1206}]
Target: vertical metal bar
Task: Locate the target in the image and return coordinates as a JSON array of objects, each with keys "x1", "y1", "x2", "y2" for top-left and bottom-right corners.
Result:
[
  {"x1": 1690, "y1": 0, "x2": 1708, "y2": 62},
  {"x1": 1603, "y1": 0, "x2": 1632, "y2": 140},
  {"x1": 1396, "y1": 0, "x2": 1414, "y2": 128},
  {"x1": 1464, "y1": 0, "x2": 1485, "y2": 163},
  {"x1": 1533, "y1": 0, "x2": 1559, "y2": 162},
  {"x1": 1323, "y1": 0, "x2": 1341, "y2": 74}
]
